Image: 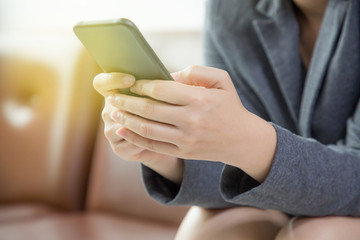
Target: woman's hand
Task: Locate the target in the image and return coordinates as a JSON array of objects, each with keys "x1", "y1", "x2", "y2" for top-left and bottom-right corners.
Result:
[
  {"x1": 107, "y1": 66, "x2": 277, "y2": 182},
  {"x1": 93, "y1": 72, "x2": 184, "y2": 185}
]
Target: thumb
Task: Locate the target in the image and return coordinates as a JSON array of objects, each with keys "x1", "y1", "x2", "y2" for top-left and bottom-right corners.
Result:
[
  {"x1": 171, "y1": 65, "x2": 234, "y2": 91},
  {"x1": 93, "y1": 72, "x2": 135, "y2": 96}
]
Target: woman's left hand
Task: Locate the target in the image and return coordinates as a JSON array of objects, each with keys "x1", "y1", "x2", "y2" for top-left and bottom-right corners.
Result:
[{"x1": 108, "y1": 65, "x2": 277, "y2": 182}]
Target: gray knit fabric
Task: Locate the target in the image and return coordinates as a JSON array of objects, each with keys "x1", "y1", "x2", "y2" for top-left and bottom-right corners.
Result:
[{"x1": 141, "y1": 0, "x2": 360, "y2": 216}]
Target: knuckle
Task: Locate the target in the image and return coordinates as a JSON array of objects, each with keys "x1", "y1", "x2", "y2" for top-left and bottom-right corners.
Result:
[
  {"x1": 183, "y1": 65, "x2": 197, "y2": 80},
  {"x1": 219, "y1": 69, "x2": 230, "y2": 79},
  {"x1": 120, "y1": 113, "x2": 127, "y2": 125},
  {"x1": 101, "y1": 102, "x2": 114, "y2": 121},
  {"x1": 191, "y1": 94, "x2": 205, "y2": 105},
  {"x1": 187, "y1": 65, "x2": 198, "y2": 75},
  {"x1": 186, "y1": 114, "x2": 203, "y2": 129},
  {"x1": 114, "y1": 96, "x2": 123, "y2": 108},
  {"x1": 140, "y1": 100, "x2": 155, "y2": 115},
  {"x1": 193, "y1": 96, "x2": 215, "y2": 115},
  {"x1": 101, "y1": 109, "x2": 108, "y2": 121},
  {"x1": 139, "y1": 122, "x2": 151, "y2": 137},
  {"x1": 193, "y1": 93, "x2": 211, "y2": 108},
  {"x1": 127, "y1": 131, "x2": 138, "y2": 145},
  {"x1": 150, "y1": 81, "x2": 163, "y2": 97}
]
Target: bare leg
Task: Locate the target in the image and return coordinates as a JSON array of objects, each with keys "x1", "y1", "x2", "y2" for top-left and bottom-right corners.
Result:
[
  {"x1": 276, "y1": 216, "x2": 360, "y2": 240},
  {"x1": 175, "y1": 206, "x2": 289, "y2": 240}
]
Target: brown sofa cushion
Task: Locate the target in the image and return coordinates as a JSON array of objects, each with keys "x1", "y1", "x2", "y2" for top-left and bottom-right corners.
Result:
[
  {"x1": 0, "y1": 204, "x2": 59, "y2": 224},
  {"x1": 0, "y1": 212, "x2": 178, "y2": 240},
  {"x1": 0, "y1": 51, "x2": 102, "y2": 211}
]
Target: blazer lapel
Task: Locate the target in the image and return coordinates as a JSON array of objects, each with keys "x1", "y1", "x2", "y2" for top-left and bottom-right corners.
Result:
[
  {"x1": 253, "y1": 0, "x2": 304, "y2": 128},
  {"x1": 298, "y1": 0, "x2": 348, "y2": 137}
]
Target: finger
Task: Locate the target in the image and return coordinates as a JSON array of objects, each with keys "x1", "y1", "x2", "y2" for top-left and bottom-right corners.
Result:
[
  {"x1": 102, "y1": 99, "x2": 118, "y2": 123},
  {"x1": 93, "y1": 72, "x2": 135, "y2": 96},
  {"x1": 104, "y1": 122, "x2": 124, "y2": 143},
  {"x1": 118, "y1": 128, "x2": 179, "y2": 156},
  {"x1": 108, "y1": 94, "x2": 182, "y2": 125},
  {"x1": 112, "y1": 110, "x2": 180, "y2": 144},
  {"x1": 130, "y1": 79, "x2": 204, "y2": 105},
  {"x1": 172, "y1": 65, "x2": 235, "y2": 91},
  {"x1": 134, "y1": 150, "x2": 178, "y2": 167},
  {"x1": 112, "y1": 138, "x2": 144, "y2": 159},
  {"x1": 102, "y1": 100, "x2": 125, "y2": 142},
  {"x1": 136, "y1": 150, "x2": 170, "y2": 162},
  {"x1": 129, "y1": 65, "x2": 235, "y2": 105}
]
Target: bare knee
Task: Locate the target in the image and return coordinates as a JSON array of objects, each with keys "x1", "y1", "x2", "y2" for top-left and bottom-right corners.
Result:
[
  {"x1": 276, "y1": 216, "x2": 360, "y2": 240},
  {"x1": 175, "y1": 206, "x2": 289, "y2": 240}
]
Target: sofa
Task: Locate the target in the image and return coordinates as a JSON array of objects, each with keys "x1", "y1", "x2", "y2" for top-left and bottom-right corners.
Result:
[{"x1": 0, "y1": 30, "x2": 202, "y2": 239}]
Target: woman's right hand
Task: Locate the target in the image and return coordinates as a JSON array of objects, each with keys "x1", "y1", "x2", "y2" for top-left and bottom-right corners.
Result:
[{"x1": 93, "y1": 72, "x2": 184, "y2": 185}]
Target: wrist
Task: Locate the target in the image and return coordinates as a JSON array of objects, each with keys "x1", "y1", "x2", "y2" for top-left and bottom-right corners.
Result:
[
  {"x1": 143, "y1": 156, "x2": 184, "y2": 185},
  {"x1": 228, "y1": 112, "x2": 277, "y2": 183},
  {"x1": 252, "y1": 119, "x2": 277, "y2": 182}
]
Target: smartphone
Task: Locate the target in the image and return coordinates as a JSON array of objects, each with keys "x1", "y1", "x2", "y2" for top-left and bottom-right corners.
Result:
[{"x1": 73, "y1": 18, "x2": 173, "y2": 95}]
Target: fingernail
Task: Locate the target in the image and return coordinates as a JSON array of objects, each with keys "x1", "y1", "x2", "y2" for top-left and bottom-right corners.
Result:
[
  {"x1": 108, "y1": 95, "x2": 115, "y2": 103},
  {"x1": 130, "y1": 83, "x2": 139, "y2": 93},
  {"x1": 111, "y1": 111, "x2": 122, "y2": 121},
  {"x1": 129, "y1": 84, "x2": 136, "y2": 92},
  {"x1": 116, "y1": 127, "x2": 126, "y2": 137},
  {"x1": 171, "y1": 72, "x2": 180, "y2": 81}
]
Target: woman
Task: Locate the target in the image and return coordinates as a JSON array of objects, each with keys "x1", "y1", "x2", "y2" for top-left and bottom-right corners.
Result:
[{"x1": 94, "y1": 0, "x2": 360, "y2": 239}]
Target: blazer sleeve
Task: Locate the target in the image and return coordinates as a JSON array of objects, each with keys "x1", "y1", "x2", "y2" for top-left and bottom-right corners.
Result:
[{"x1": 220, "y1": 101, "x2": 360, "y2": 216}]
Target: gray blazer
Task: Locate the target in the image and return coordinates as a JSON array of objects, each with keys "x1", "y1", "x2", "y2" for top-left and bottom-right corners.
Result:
[{"x1": 142, "y1": 0, "x2": 360, "y2": 216}]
